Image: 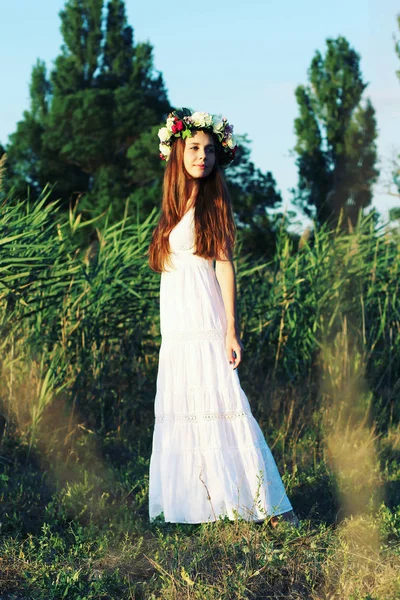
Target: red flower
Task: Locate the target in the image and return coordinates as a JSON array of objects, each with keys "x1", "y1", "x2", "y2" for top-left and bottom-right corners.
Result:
[{"x1": 172, "y1": 120, "x2": 184, "y2": 134}]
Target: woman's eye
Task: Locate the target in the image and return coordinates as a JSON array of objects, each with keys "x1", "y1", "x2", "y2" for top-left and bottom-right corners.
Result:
[{"x1": 189, "y1": 146, "x2": 214, "y2": 152}]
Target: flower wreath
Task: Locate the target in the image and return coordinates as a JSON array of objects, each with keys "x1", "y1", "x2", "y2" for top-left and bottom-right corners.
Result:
[{"x1": 158, "y1": 107, "x2": 237, "y2": 166}]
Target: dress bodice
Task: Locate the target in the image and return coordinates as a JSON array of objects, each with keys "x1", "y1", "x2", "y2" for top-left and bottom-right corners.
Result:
[
  {"x1": 169, "y1": 207, "x2": 195, "y2": 253},
  {"x1": 160, "y1": 206, "x2": 224, "y2": 335}
]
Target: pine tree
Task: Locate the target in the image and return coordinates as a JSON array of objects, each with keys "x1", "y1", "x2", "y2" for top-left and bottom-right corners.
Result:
[
  {"x1": 102, "y1": 0, "x2": 133, "y2": 85},
  {"x1": 5, "y1": 0, "x2": 170, "y2": 221},
  {"x1": 293, "y1": 36, "x2": 379, "y2": 227},
  {"x1": 6, "y1": 60, "x2": 52, "y2": 198},
  {"x1": 4, "y1": 0, "x2": 284, "y2": 234}
]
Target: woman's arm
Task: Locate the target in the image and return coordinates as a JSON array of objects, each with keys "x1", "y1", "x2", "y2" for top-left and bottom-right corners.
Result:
[{"x1": 215, "y1": 253, "x2": 244, "y2": 370}]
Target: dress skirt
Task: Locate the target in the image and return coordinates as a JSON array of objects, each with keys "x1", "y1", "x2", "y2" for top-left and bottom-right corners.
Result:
[{"x1": 148, "y1": 208, "x2": 293, "y2": 523}]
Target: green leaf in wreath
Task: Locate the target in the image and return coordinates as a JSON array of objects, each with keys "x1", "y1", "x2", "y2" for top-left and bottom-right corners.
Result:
[{"x1": 182, "y1": 129, "x2": 193, "y2": 139}]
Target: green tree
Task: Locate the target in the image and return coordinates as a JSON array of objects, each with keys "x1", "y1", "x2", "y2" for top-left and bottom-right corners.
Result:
[
  {"x1": 226, "y1": 140, "x2": 283, "y2": 258},
  {"x1": 389, "y1": 207, "x2": 400, "y2": 220},
  {"x1": 6, "y1": 60, "x2": 53, "y2": 199},
  {"x1": 5, "y1": 0, "x2": 170, "y2": 222},
  {"x1": 293, "y1": 36, "x2": 379, "y2": 227}
]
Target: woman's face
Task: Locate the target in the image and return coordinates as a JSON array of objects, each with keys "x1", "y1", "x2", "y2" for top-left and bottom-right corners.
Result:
[{"x1": 183, "y1": 130, "x2": 216, "y2": 178}]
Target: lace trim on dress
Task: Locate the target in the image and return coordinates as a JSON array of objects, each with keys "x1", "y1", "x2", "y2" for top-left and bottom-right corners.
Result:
[
  {"x1": 151, "y1": 439, "x2": 269, "y2": 454},
  {"x1": 155, "y1": 410, "x2": 252, "y2": 423},
  {"x1": 157, "y1": 384, "x2": 239, "y2": 396},
  {"x1": 161, "y1": 329, "x2": 225, "y2": 342}
]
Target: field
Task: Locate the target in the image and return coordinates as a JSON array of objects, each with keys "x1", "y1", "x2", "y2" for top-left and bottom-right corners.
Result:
[{"x1": 0, "y1": 192, "x2": 399, "y2": 599}]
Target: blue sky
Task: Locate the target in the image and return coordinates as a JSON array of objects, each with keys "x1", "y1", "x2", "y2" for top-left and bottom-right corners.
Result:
[{"x1": 1, "y1": 0, "x2": 399, "y2": 225}]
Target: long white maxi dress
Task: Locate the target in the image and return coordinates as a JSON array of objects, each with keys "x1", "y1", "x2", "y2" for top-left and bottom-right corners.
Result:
[{"x1": 148, "y1": 207, "x2": 293, "y2": 523}]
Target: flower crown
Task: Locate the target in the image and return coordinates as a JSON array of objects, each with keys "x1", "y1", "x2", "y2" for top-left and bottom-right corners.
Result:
[{"x1": 158, "y1": 107, "x2": 237, "y2": 166}]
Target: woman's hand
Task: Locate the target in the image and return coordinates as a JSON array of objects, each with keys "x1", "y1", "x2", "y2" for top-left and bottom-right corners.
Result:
[{"x1": 225, "y1": 331, "x2": 244, "y2": 370}]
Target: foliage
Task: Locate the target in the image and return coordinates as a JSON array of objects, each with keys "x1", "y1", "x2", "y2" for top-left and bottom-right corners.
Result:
[
  {"x1": 2, "y1": 0, "x2": 286, "y2": 252},
  {"x1": 0, "y1": 181, "x2": 399, "y2": 599},
  {"x1": 226, "y1": 138, "x2": 285, "y2": 258},
  {"x1": 0, "y1": 432, "x2": 399, "y2": 599},
  {"x1": 293, "y1": 36, "x2": 379, "y2": 227},
  {"x1": 390, "y1": 207, "x2": 400, "y2": 221},
  {"x1": 0, "y1": 191, "x2": 159, "y2": 435},
  {"x1": 4, "y1": 0, "x2": 170, "y2": 222},
  {"x1": 1, "y1": 191, "x2": 399, "y2": 436},
  {"x1": 237, "y1": 211, "x2": 400, "y2": 430}
]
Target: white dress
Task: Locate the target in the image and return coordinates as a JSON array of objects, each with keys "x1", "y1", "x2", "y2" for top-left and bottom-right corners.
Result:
[{"x1": 148, "y1": 207, "x2": 293, "y2": 523}]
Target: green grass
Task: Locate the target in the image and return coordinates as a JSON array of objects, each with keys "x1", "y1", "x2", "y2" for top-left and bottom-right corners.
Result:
[
  {"x1": 0, "y1": 194, "x2": 399, "y2": 598},
  {"x1": 1, "y1": 430, "x2": 399, "y2": 598}
]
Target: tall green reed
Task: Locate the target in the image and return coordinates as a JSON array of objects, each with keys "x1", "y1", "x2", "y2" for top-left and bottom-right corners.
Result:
[
  {"x1": 0, "y1": 193, "x2": 399, "y2": 451},
  {"x1": 238, "y1": 211, "x2": 400, "y2": 431},
  {"x1": 0, "y1": 192, "x2": 159, "y2": 447}
]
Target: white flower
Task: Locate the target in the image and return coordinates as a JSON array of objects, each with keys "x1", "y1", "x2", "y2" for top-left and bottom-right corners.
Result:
[
  {"x1": 159, "y1": 143, "x2": 171, "y2": 158},
  {"x1": 158, "y1": 127, "x2": 171, "y2": 142},
  {"x1": 213, "y1": 122, "x2": 225, "y2": 141},
  {"x1": 212, "y1": 117, "x2": 225, "y2": 133},
  {"x1": 191, "y1": 111, "x2": 213, "y2": 128},
  {"x1": 226, "y1": 135, "x2": 236, "y2": 149},
  {"x1": 166, "y1": 117, "x2": 175, "y2": 132}
]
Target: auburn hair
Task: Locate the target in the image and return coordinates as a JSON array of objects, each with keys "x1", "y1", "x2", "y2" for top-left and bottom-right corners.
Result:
[{"x1": 148, "y1": 134, "x2": 236, "y2": 273}]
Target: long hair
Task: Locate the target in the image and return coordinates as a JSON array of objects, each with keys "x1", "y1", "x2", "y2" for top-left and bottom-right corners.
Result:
[{"x1": 148, "y1": 134, "x2": 236, "y2": 272}]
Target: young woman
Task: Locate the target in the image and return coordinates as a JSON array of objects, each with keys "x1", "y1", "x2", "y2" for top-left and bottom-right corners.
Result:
[{"x1": 148, "y1": 109, "x2": 297, "y2": 526}]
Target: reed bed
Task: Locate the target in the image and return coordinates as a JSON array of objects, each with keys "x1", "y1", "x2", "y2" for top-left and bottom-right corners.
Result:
[{"x1": 0, "y1": 193, "x2": 399, "y2": 599}]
